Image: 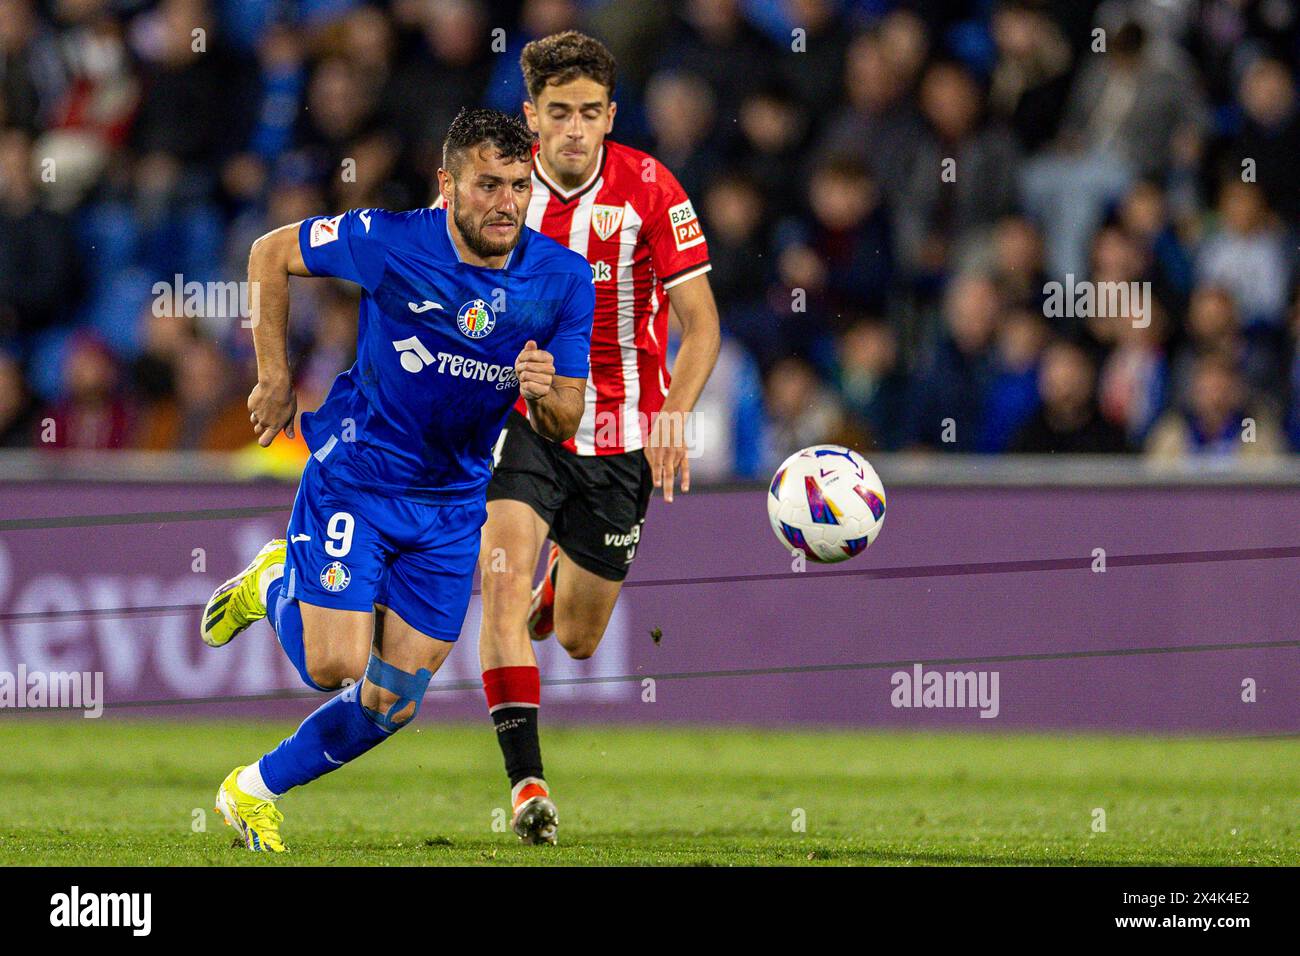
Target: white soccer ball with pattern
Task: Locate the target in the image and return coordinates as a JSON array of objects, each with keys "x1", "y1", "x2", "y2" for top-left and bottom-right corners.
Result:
[{"x1": 766, "y1": 445, "x2": 886, "y2": 563}]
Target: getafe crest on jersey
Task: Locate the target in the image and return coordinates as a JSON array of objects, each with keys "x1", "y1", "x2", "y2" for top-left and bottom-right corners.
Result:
[
  {"x1": 319, "y1": 561, "x2": 351, "y2": 592},
  {"x1": 590, "y1": 204, "x2": 625, "y2": 242},
  {"x1": 457, "y1": 299, "x2": 496, "y2": 339}
]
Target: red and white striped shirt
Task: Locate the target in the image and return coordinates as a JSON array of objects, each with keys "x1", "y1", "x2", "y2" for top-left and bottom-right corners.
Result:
[{"x1": 519, "y1": 140, "x2": 711, "y2": 455}]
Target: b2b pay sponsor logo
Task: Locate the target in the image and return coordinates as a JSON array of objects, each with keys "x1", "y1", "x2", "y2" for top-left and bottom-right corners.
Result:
[{"x1": 668, "y1": 199, "x2": 704, "y2": 251}]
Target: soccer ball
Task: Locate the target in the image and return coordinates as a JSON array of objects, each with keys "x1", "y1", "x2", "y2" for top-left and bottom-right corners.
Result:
[{"x1": 766, "y1": 444, "x2": 886, "y2": 563}]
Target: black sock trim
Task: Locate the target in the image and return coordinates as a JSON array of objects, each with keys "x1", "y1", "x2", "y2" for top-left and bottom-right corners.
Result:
[{"x1": 490, "y1": 705, "x2": 543, "y2": 786}]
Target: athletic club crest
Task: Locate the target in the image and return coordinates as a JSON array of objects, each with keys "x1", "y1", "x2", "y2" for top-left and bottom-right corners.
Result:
[
  {"x1": 590, "y1": 204, "x2": 625, "y2": 242},
  {"x1": 319, "y1": 561, "x2": 351, "y2": 592},
  {"x1": 456, "y1": 299, "x2": 496, "y2": 339}
]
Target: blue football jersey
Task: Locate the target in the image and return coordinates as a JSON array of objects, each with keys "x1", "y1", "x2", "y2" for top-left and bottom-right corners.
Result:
[{"x1": 297, "y1": 206, "x2": 594, "y2": 500}]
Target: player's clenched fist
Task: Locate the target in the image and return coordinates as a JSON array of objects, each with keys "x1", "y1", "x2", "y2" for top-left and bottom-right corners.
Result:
[
  {"x1": 247, "y1": 379, "x2": 298, "y2": 447},
  {"x1": 515, "y1": 339, "x2": 555, "y2": 401}
]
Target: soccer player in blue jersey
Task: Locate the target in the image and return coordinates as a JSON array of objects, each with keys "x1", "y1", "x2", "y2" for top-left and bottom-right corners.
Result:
[{"x1": 197, "y1": 108, "x2": 594, "y2": 852}]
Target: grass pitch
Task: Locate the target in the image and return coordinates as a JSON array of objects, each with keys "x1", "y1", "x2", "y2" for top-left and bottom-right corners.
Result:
[{"x1": 0, "y1": 720, "x2": 1294, "y2": 866}]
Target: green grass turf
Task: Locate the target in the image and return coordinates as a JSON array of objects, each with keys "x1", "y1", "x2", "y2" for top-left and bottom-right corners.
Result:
[{"x1": 0, "y1": 720, "x2": 1294, "y2": 866}]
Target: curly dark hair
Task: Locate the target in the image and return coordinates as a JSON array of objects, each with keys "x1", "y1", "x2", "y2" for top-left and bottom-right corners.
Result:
[
  {"x1": 441, "y1": 107, "x2": 535, "y2": 176},
  {"x1": 520, "y1": 30, "x2": 617, "y2": 101}
]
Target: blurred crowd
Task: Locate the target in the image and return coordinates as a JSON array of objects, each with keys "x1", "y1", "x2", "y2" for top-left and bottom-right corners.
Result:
[{"x1": 2, "y1": 0, "x2": 1300, "y2": 479}]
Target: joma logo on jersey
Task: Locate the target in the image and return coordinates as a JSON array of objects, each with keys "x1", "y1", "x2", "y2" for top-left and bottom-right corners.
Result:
[
  {"x1": 668, "y1": 199, "x2": 704, "y2": 251},
  {"x1": 591, "y1": 260, "x2": 612, "y2": 282},
  {"x1": 590, "y1": 204, "x2": 625, "y2": 242},
  {"x1": 457, "y1": 299, "x2": 496, "y2": 339}
]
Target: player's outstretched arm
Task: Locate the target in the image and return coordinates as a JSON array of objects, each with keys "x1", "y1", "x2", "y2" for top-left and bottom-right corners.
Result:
[
  {"x1": 516, "y1": 339, "x2": 585, "y2": 443},
  {"x1": 650, "y1": 273, "x2": 721, "y2": 502},
  {"x1": 246, "y1": 222, "x2": 313, "y2": 447}
]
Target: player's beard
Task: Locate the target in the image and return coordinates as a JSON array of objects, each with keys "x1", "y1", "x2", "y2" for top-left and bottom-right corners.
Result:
[{"x1": 453, "y1": 204, "x2": 522, "y2": 259}]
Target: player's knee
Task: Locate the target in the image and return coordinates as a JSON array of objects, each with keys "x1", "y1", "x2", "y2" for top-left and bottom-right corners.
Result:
[
  {"x1": 557, "y1": 627, "x2": 601, "y2": 661},
  {"x1": 304, "y1": 643, "x2": 369, "y2": 690},
  {"x1": 555, "y1": 600, "x2": 611, "y2": 660},
  {"x1": 367, "y1": 688, "x2": 417, "y2": 727},
  {"x1": 563, "y1": 642, "x2": 597, "y2": 661},
  {"x1": 359, "y1": 655, "x2": 432, "y2": 733},
  {"x1": 478, "y1": 560, "x2": 533, "y2": 613}
]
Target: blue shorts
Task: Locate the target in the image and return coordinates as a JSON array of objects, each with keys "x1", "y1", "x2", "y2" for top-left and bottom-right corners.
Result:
[{"x1": 281, "y1": 460, "x2": 486, "y2": 642}]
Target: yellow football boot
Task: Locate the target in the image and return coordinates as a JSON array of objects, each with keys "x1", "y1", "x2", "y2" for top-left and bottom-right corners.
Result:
[
  {"x1": 201, "y1": 539, "x2": 285, "y2": 648},
  {"x1": 215, "y1": 767, "x2": 287, "y2": 853}
]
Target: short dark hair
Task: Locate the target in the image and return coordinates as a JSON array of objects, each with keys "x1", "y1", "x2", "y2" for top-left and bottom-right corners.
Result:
[
  {"x1": 442, "y1": 107, "x2": 534, "y2": 177},
  {"x1": 520, "y1": 30, "x2": 617, "y2": 101}
]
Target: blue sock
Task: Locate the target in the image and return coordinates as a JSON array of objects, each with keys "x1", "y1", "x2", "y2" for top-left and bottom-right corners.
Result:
[
  {"x1": 258, "y1": 682, "x2": 391, "y2": 796},
  {"x1": 269, "y1": 582, "x2": 328, "y2": 691}
]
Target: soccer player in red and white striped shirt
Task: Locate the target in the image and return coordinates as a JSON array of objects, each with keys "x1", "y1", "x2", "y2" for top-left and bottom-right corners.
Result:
[{"x1": 475, "y1": 32, "x2": 721, "y2": 845}]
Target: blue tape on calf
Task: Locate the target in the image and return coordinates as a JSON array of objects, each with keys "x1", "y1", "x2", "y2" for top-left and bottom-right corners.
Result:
[{"x1": 360, "y1": 655, "x2": 433, "y2": 732}]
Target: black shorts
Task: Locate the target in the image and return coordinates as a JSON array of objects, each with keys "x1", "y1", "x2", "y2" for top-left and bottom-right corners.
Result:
[{"x1": 487, "y1": 410, "x2": 653, "y2": 581}]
